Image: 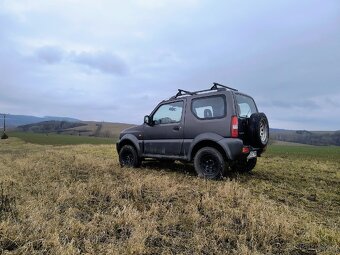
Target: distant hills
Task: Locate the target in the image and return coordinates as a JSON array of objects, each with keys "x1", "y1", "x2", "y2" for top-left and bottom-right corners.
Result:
[
  {"x1": 17, "y1": 121, "x2": 87, "y2": 133},
  {"x1": 270, "y1": 129, "x2": 340, "y2": 146},
  {"x1": 3, "y1": 114, "x2": 134, "y2": 139},
  {"x1": 15, "y1": 120, "x2": 134, "y2": 139},
  {"x1": 3, "y1": 114, "x2": 340, "y2": 146},
  {"x1": 3, "y1": 114, "x2": 80, "y2": 128}
]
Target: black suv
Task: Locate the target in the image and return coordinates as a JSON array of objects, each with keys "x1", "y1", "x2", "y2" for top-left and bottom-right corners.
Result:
[{"x1": 116, "y1": 83, "x2": 269, "y2": 179}]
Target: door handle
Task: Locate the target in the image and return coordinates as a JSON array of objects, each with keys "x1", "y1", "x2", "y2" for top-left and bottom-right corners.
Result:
[{"x1": 173, "y1": 126, "x2": 180, "y2": 131}]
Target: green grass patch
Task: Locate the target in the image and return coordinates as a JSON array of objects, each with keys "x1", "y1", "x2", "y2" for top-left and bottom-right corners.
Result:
[
  {"x1": 266, "y1": 144, "x2": 340, "y2": 161},
  {"x1": 7, "y1": 131, "x2": 116, "y2": 145}
]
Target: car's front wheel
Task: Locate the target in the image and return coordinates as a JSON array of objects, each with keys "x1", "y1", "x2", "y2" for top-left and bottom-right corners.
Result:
[
  {"x1": 119, "y1": 145, "x2": 141, "y2": 168},
  {"x1": 194, "y1": 147, "x2": 225, "y2": 180}
]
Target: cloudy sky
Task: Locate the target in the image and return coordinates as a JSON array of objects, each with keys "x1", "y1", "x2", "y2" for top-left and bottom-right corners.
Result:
[{"x1": 0, "y1": 0, "x2": 339, "y2": 130}]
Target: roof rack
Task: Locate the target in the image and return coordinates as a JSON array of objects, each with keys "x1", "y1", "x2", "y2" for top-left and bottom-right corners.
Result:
[
  {"x1": 174, "y1": 89, "x2": 194, "y2": 98},
  {"x1": 170, "y1": 82, "x2": 238, "y2": 99},
  {"x1": 211, "y1": 82, "x2": 238, "y2": 91}
]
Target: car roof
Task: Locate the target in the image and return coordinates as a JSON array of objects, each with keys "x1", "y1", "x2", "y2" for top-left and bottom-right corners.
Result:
[{"x1": 161, "y1": 83, "x2": 255, "y2": 103}]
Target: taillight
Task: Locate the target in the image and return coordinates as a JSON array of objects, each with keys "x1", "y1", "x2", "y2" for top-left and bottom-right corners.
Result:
[
  {"x1": 231, "y1": 115, "x2": 238, "y2": 138},
  {"x1": 242, "y1": 146, "x2": 250, "y2": 154}
]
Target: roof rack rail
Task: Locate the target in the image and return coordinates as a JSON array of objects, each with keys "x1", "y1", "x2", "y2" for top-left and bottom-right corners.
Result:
[
  {"x1": 211, "y1": 82, "x2": 238, "y2": 91},
  {"x1": 170, "y1": 82, "x2": 238, "y2": 99},
  {"x1": 170, "y1": 89, "x2": 194, "y2": 99}
]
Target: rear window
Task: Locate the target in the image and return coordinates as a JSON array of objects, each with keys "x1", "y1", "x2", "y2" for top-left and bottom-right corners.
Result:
[
  {"x1": 192, "y1": 95, "x2": 226, "y2": 119},
  {"x1": 235, "y1": 94, "x2": 257, "y2": 117}
]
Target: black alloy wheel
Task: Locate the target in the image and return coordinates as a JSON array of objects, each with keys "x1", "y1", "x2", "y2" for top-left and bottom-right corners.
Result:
[
  {"x1": 194, "y1": 147, "x2": 225, "y2": 180},
  {"x1": 119, "y1": 145, "x2": 141, "y2": 168}
]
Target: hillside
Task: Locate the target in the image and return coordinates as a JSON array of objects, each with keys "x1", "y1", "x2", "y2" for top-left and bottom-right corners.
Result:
[
  {"x1": 61, "y1": 121, "x2": 135, "y2": 138},
  {"x1": 15, "y1": 120, "x2": 134, "y2": 139},
  {"x1": 270, "y1": 129, "x2": 340, "y2": 146},
  {"x1": 6, "y1": 114, "x2": 339, "y2": 146},
  {"x1": 0, "y1": 138, "x2": 339, "y2": 254},
  {"x1": 16, "y1": 121, "x2": 86, "y2": 133},
  {"x1": 14, "y1": 119, "x2": 340, "y2": 146},
  {"x1": 2, "y1": 114, "x2": 80, "y2": 128}
]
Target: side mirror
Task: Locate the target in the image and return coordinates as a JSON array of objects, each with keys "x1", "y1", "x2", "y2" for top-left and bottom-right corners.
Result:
[{"x1": 144, "y1": 115, "x2": 151, "y2": 125}]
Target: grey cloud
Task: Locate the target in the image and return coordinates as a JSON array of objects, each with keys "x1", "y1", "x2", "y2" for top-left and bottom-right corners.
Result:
[
  {"x1": 35, "y1": 46, "x2": 64, "y2": 64},
  {"x1": 33, "y1": 46, "x2": 129, "y2": 76},
  {"x1": 71, "y1": 51, "x2": 129, "y2": 75},
  {"x1": 1, "y1": 1, "x2": 340, "y2": 130},
  {"x1": 261, "y1": 99, "x2": 319, "y2": 109}
]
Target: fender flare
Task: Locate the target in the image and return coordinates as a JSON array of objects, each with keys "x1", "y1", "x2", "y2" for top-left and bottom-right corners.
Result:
[
  {"x1": 117, "y1": 134, "x2": 142, "y2": 157},
  {"x1": 187, "y1": 133, "x2": 233, "y2": 161}
]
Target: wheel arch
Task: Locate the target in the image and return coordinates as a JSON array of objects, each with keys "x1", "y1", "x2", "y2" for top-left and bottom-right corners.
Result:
[
  {"x1": 188, "y1": 133, "x2": 231, "y2": 161},
  {"x1": 190, "y1": 140, "x2": 228, "y2": 162},
  {"x1": 117, "y1": 134, "x2": 142, "y2": 156}
]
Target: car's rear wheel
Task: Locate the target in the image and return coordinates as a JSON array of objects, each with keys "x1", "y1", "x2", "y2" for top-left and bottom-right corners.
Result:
[
  {"x1": 194, "y1": 147, "x2": 225, "y2": 180},
  {"x1": 230, "y1": 158, "x2": 257, "y2": 173},
  {"x1": 119, "y1": 145, "x2": 141, "y2": 168}
]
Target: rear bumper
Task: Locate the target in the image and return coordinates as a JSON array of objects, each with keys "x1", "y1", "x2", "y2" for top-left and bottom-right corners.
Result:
[
  {"x1": 217, "y1": 138, "x2": 266, "y2": 160},
  {"x1": 240, "y1": 145, "x2": 266, "y2": 159},
  {"x1": 217, "y1": 138, "x2": 243, "y2": 160},
  {"x1": 252, "y1": 146, "x2": 266, "y2": 156}
]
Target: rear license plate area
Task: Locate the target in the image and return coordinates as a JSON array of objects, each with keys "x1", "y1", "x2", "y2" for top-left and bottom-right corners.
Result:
[{"x1": 247, "y1": 151, "x2": 257, "y2": 160}]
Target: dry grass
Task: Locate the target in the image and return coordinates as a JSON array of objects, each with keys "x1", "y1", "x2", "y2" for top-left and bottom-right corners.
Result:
[{"x1": 0, "y1": 138, "x2": 339, "y2": 254}]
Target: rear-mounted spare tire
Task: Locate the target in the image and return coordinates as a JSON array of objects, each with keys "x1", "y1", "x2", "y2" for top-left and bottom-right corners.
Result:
[{"x1": 248, "y1": 112, "x2": 269, "y2": 148}]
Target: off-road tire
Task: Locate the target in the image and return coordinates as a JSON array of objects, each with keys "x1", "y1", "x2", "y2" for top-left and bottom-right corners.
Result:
[
  {"x1": 248, "y1": 113, "x2": 269, "y2": 148},
  {"x1": 231, "y1": 158, "x2": 257, "y2": 173},
  {"x1": 194, "y1": 147, "x2": 225, "y2": 180},
  {"x1": 119, "y1": 145, "x2": 141, "y2": 168}
]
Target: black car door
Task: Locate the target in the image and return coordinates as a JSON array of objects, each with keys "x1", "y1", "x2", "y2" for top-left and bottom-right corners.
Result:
[{"x1": 143, "y1": 100, "x2": 185, "y2": 156}]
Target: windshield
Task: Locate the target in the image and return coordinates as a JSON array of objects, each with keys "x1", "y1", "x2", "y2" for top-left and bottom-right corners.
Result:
[{"x1": 235, "y1": 94, "x2": 257, "y2": 117}]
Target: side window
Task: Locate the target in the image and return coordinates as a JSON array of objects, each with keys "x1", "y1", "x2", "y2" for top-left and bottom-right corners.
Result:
[
  {"x1": 192, "y1": 95, "x2": 226, "y2": 119},
  {"x1": 153, "y1": 101, "x2": 184, "y2": 125},
  {"x1": 235, "y1": 94, "x2": 257, "y2": 117}
]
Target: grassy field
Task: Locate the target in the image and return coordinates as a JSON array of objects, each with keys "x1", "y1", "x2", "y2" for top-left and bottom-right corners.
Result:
[
  {"x1": 7, "y1": 132, "x2": 116, "y2": 145},
  {"x1": 0, "y1": 138, "x2": 339, "y2": 254},
  {"x1": 267, "y1": 143, "x2": 340, "y2": 160}
]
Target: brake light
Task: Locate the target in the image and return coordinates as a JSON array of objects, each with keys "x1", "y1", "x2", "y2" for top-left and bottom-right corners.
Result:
[
  {"x1": 231, "y1": 115, "x2": 238, "y2": 138},
  {"x1": 242, "y1": 146, "x2": 250, "y2": 154}
]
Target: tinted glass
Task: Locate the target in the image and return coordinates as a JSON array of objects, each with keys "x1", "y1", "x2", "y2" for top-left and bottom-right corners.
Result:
[
  {"x1": 235, "y1": 94, "x2": 257, "y2": 117},
  {"x1": 192, "y1": 95, "x2": 225, "y2": 119},
  {"x1": 153, "y1": 101, "x2": 183, "y2": 124}
]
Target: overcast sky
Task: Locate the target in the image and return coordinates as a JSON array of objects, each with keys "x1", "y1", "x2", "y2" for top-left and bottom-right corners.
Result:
[{"x1": 0, "y1": 0, "x2": 339, "y2": 130}]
